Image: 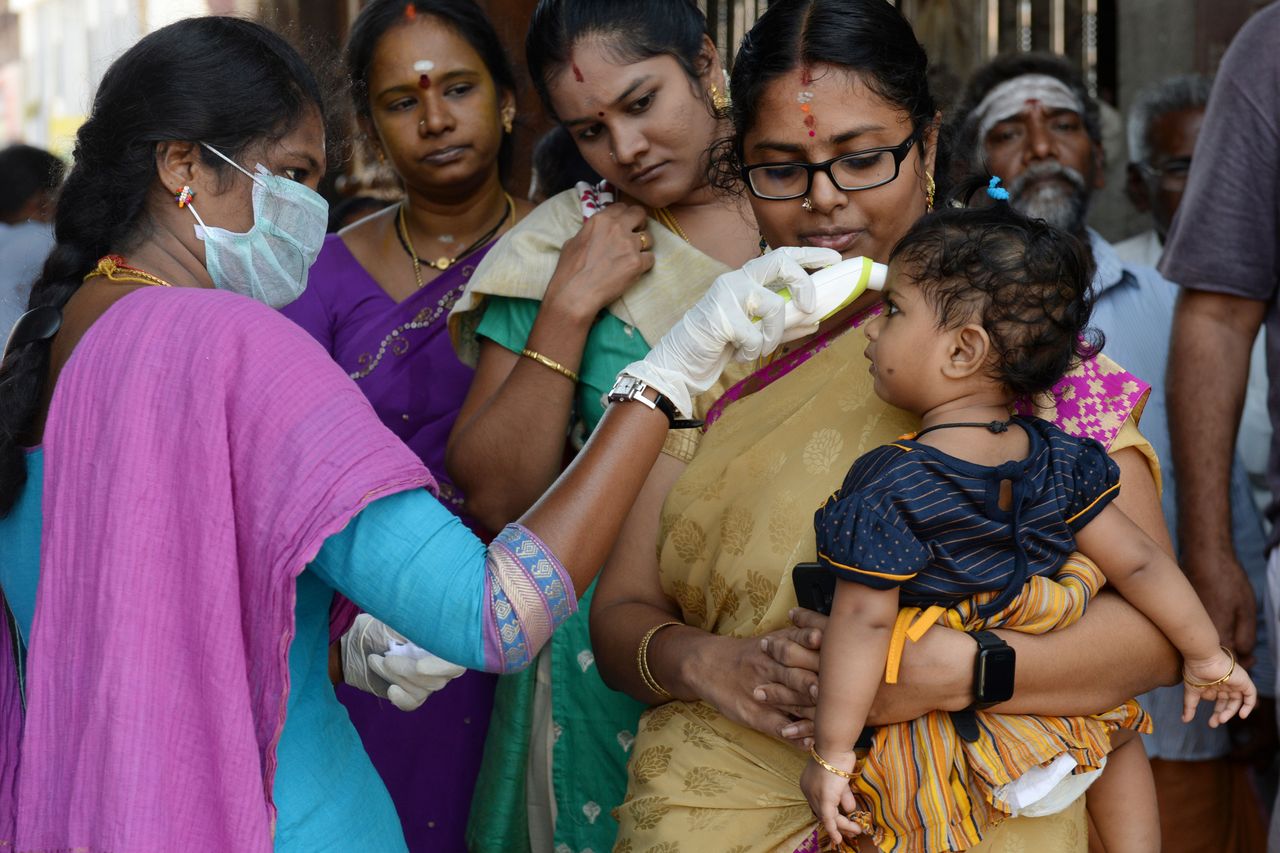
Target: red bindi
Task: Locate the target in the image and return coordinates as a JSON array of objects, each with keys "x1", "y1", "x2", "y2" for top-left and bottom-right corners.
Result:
[
  {"x1": 572, "y1": 62, "x2": 585, "y2": 83},
  {"x1": 804, "y1": 114, "x2": 816, "y2": 129},
  {"x1": 597, "y1": 111, "x2": 604, "y2": 117},
  {"x1": 418, "y1": 74, "x2": 431, "y2": 89},
  {"x1": 404, "y1": 3, "x2": 416, "y2": 19}
]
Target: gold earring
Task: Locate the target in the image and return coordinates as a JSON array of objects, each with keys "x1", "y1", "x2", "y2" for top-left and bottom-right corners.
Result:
[
  {"x1": 502, "y1": 109, "x2": 515, "y2": 134},
  {"x1": 709, "y1": 83, "x2": 731, "y2": 116},
  {"x1": 925, "y1": 172, "x2": 936, "y2": 212},
  {"x1": 801, "y1": 197, "x2": 813, "y2": 212}
]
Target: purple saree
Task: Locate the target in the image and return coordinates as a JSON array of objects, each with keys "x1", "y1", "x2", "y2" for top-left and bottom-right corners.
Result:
[{"x1": 281, "y1": 232, "x2": 495, "y2": 851}]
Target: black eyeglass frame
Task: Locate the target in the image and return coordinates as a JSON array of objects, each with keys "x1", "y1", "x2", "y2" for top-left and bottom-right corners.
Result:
[{"x1": 740, "y1": 132, "x2": 920, "y2": 201}]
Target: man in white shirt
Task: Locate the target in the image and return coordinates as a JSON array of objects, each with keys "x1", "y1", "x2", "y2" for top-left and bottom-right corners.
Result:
[{"x1": 0, "y1": 145, "x2": 63, "y2": 346}]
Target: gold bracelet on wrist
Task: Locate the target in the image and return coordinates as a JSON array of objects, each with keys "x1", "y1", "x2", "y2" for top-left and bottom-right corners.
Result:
[
  {"x1": 810, "y1": 746, "x2": 861, "y2": 780},
  {"x1": 1183, "y1": 645, "x2": 1237, "y2": 689},
  {"x1": 521, "y1": 348, "x2": 580, "y2": 384},
  {"x1": 637, "y1": 620, "x2": 683, "y2": 699}
]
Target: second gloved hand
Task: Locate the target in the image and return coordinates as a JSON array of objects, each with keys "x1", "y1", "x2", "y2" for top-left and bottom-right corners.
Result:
[
  {"x1": 341, "y1": 613, "x2": 466, "y2": 712},
  {"x1": 622, "y1": 246, "x2": 840, "y2": 417}
]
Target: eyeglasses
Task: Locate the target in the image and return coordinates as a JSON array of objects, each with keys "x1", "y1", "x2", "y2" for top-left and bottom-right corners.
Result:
[
  {"x1": 741, "y1": 134, "x2": 918, "y2": 201},
  {"x1": 1137, "y1": 157, "x2": 1192, "y2": 190}
]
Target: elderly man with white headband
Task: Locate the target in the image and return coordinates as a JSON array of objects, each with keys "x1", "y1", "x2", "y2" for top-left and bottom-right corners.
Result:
[{"x1": 955, "y1": 51, "x2": 1273, "y2": 853}]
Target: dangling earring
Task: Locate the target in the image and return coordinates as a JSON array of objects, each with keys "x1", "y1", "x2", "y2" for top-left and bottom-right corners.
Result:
[
  {"x1": 758, "y1": 234, "x2": 769, "y2": 256},
  {"x1": 502, "y1": 108, "x2": 515, "y2": 135},
  {"x1": 174, "y1": 186, "x2": 196, "y2": 208},
  {"x1": 709, "y1": 82, "x2": 731, "y2": 117},
  {"x1": 801, "y1": 197, "x2": 813, "y2": 212},
  {"x1": 925, "y1": 172, "x2": 936, "y2": 212}
]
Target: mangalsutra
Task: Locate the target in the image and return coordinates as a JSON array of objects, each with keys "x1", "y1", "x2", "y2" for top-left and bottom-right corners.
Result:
[{"x1": 396, "y1": 193, "x2": 514, "y2": 288}]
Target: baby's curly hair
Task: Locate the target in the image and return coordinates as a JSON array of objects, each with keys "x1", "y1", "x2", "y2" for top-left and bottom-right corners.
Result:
[{"x1": 888, "y1": 176, "x2": 1103, "y2": 401}]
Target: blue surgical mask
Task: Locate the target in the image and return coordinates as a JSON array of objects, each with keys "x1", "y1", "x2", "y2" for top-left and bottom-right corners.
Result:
[{"x1": 186, "y1": 143, "x2": 328, "y2": 308}]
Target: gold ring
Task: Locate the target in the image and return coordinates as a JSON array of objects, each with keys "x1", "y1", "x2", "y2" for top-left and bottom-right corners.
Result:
[{"x1": 638, "y1": 232, "x2": 651, "y2": 252}]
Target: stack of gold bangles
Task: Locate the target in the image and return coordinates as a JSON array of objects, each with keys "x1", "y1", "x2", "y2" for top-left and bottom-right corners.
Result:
[
  {"x1": 637, "y1": 620, "x2": 682, "y2": 698},
  {"x1": 1183, "y1": 644, "x2": 1237, "y2": 689}
]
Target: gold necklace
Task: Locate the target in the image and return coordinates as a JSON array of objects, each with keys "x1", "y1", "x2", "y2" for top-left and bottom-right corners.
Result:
[
  {"x1": 652, "y1": 207, "x2": 690, "y2": 243},
  {"x1": 396, "y1": 193, "x2": 516, "y2": 288},
  {"x1": 84, "y1": 254, "x2": 176, "y2": 288}
]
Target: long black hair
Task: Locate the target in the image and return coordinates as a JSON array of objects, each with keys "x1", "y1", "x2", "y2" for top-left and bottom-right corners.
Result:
[
  {"x1": 525, "y1": 0, "x2": 714, "y2": 121},
  {"x1": 715, "y1": 0, "x2": 941, "y2": 192},
  {"x1": 346, "y1": 0, "x2": 517, "y2": 181},
  {"x1": 0, "y1": 16, "x2": 325, "y2": 516}
]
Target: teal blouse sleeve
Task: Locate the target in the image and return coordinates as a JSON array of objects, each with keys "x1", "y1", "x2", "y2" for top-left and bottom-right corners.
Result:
[{"x1": 310, "y1": 487, "x2": 578, "y2": 673}]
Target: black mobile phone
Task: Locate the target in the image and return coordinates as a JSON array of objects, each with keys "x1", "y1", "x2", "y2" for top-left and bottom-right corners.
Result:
[{"x1": 791, "y1": 562, "x2": 835, "y2": 616}]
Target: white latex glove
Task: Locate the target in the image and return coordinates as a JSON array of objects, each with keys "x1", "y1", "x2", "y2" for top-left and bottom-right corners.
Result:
[
  {"x1": 623, "y1": 246, "x2": 839, "y2": 417},
  {"x1": 340, "y1": 614, "x2": 466, "y2": 712}
]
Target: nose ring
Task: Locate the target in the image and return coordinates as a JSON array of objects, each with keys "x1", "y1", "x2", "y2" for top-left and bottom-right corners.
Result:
[
  {"x1": 419, "y1": 119, "x2": 426, "y2": 131},
  {"x1": 801, "y1": 197, "x2": 814, "y2": 212},
  {"x1": 609, "y1": 151, "x2": 617, "y2": 163}
]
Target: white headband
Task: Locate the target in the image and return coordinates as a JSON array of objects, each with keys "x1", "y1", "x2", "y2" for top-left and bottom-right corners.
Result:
[{"x1": 972, "y1": 74, "x2": 1084, "y2": 142}]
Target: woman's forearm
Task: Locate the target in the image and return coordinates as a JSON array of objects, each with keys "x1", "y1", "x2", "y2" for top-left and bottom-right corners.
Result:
[
  {"x1": 519, "y1": 397, "x2": 670, "y2": 596},
  {"x1": 447, "y1": 308, "x2": 593, "y2": 529},
  {"x1": 991, "y1": 590, "x2": 1179, "y2": 715},
  {"x1": 592, "y1": 599, "x2": 698, "y2": 702}
]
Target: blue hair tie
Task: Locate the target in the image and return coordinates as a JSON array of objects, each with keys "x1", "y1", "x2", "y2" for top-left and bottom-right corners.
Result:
[{"x1": 987, "y1": 176, "x2": 1011, "y2": 201}]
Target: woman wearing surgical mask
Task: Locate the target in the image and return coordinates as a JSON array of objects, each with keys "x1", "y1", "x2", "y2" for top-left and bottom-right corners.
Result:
[
  {"x1": 0, "y1": 16, "x2": 791, "y2": 852},
  {"x1": 279, "y1": 3, "x2": 528, "y2": 846}
]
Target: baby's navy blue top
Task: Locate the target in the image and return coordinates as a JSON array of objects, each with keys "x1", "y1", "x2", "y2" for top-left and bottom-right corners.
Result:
[{"x1": 815, "y1": 415, "x2": 1120, "y2": 610}]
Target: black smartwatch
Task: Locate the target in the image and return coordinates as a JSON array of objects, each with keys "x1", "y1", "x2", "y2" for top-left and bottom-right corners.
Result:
[
  {"x1": 950, "y1": 631, "x2": 1016, "y2": 742},
  {"x1": 970, "y1": 630, "x2": 1016, "y2": 709}
]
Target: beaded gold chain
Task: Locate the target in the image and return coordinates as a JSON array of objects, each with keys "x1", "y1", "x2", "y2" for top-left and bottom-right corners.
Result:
[{"x1": 84, "y1": 254, "x2": 176, "y2": 288}]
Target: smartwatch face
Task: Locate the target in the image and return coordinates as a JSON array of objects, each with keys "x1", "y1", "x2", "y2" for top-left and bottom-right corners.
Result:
[{"x1": 977, "y1": 646, "x2": 1016, "y2": 704}]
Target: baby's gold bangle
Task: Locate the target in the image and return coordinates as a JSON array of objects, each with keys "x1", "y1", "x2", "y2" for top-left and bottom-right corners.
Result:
[
  {"x1": 637, "y1": 620, "x2": 682, "y2": 698},
  {"x1": 810, "y1": 746, "x2": 860, "y2": 780},
  {"x1": 1183, "y1": 645, "x2": 1237, "y2": 690},
  {"x1": 521, "y1": 348, "x2": 580, "y2": 384}
]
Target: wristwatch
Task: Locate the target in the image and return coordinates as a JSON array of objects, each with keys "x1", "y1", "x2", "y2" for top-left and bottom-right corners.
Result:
[
  {"x1": 950, "y1": 630, "x2": 1016, "y2": 743},
  {"x1": 969, "y1": 630, "x2": 1016, "y2": 709},
  {"x1": 607, "y1": 375, "x2": 703, "y2": 429}
]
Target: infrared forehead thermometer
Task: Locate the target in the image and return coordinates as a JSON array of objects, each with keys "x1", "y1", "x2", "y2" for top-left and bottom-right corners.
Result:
[{"x1": 773, "y1": 256, "x2": 888, "y2": 339}]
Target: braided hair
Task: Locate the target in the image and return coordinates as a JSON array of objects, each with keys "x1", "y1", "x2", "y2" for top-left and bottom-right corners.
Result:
[{"x1": 0, "y1": 16, "x2": 325, "y2": 516}]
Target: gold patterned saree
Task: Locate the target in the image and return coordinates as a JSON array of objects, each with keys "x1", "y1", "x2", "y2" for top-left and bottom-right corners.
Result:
[{"x1": 614, "y1": 307, "x2": 1155, "y2": 853}]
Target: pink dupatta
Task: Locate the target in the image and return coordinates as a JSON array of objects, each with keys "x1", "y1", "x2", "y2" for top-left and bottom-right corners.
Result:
[{"x1": 1, "y1": 288, "x2": 435, "y2": 851}]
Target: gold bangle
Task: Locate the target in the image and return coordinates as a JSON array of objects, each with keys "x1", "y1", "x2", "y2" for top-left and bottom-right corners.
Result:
[
  {"x1": 1183, "y1": 645, "x2": 1237, "y2": 690},
  {"x1": 637, "y1": 620, "x2": 683, "y2": 698},
  {"x1": 521, "y1": 348, "x2": 579, "y2": 384},
  {"x1": 810, "y1": 746, "x2": 861, "y2": 780}
]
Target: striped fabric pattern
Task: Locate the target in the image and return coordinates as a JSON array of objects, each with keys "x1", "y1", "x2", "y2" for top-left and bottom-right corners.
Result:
[
  {"x1": 854, "y1": 557, "x2": 1151, "y2": 853},
  {"x1": 816, "y1": 416, "x2": 1120, "y2": 606}
]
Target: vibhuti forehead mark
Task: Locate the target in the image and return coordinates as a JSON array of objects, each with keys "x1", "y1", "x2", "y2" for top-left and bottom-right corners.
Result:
[
  {"x1": 414, "y1": 59, "x2": 434, "y2": 89},
  {"x1": 797, "y1": 89, "x2": 816, "y2": 137}
]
